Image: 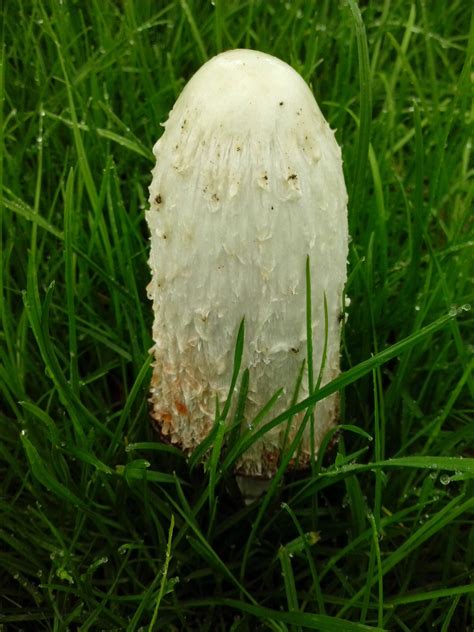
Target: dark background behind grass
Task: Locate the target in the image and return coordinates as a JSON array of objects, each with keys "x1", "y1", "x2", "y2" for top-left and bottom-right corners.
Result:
[{"x1": 1, "y1": 1, "x2": 473, "y2": 630}]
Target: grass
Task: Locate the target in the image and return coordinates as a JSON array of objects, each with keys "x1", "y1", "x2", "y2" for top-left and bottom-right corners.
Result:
[{"x1": 1, "y1": 0, "x2": 473, "y2": 629}]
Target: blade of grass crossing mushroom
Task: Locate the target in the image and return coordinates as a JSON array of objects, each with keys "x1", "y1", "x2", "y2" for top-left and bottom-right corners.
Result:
[
  {"x1": 311, "y1": 291, "x2": 329, "y2": 472},
  {"x1": 186, "y1": 387, "x2": 285, "y2": 530},
  {"x1": 189, "y1": 318, "x2": 244, "y2": 474},
  {"x1": 227, "y1": 368, "x2": 250, "y2": 451},
  {"x1": 305, "y1": 256, "x2": 327, "y2": 478},
  {"x1": 230, "y1": 277, "x2": 328, "y2": 486},
  {"x1": 188, "y1": 410, "x2": 220, "y2": 471},
  {"x1": 223, "y1": 311, "x2": 456, "y2": 473},
  {"x1": 305, "y1": 256, "x2": 315, "y2": 472},
  {"x1": 279, "y1": 359, "x2": 306, "y2": 460}
]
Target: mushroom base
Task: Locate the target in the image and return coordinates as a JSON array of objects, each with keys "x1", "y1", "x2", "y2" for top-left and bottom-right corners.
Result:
[{"x1": 149, "y1": 357, "x2": 340, "y2": 480}]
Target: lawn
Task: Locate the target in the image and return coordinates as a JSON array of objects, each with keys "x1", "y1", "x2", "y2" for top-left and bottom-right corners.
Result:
[{"x1": 1, "y1": 1, "x2": 473, "y2": 630}]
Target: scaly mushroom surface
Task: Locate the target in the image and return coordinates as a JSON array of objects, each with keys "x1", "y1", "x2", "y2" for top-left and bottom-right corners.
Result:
[{"x1": 147, "y1": 49, "x2": 348, "y2": 479}]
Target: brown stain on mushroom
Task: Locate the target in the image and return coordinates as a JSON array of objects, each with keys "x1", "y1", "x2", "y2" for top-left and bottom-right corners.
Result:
[
  {"x1": 160, "y1": 411, "x2": 172, "y2": 424},
  {"x1": 155, "y1": 194, "x2": 162, "y2": 205},
  {"x1": 174, "y1": 400, "x2": 188, "y2": 415},
  {"x1": 149, "y1": 378, "x2": 341, "y2": 477}
]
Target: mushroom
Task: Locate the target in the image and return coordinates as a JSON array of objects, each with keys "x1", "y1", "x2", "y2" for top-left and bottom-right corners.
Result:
[{"x1": 147, "y1": 49, "x2": 348, "y2": 484}]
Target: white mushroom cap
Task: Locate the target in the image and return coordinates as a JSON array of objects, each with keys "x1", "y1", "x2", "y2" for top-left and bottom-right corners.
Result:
[{"x1": 147, "y1": 49, "x2": 348, "y2": 478}]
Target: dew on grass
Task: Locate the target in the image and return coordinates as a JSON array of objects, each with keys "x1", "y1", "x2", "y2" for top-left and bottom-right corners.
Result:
[
  {"x1": 440, "y1": 474, "x2": 451, "y2": 486},
  {"x1": 95, "y1": 556, "x2": 108, "y2": 566}
]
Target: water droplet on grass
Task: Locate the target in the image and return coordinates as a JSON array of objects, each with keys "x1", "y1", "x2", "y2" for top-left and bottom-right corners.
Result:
[{"x1": 440, "y1": 474, "x2": 451, "y2": 486}]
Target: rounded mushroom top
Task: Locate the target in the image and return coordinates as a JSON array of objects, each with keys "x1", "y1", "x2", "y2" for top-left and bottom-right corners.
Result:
[{"x1": 162, "y1": 49, "x2": 326, "y2": 140}]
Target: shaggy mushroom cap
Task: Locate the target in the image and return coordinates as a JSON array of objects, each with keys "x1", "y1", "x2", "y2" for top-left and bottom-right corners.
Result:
[{"x1": 147, "y1": 49, "x2": 348, "y2": 478}]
